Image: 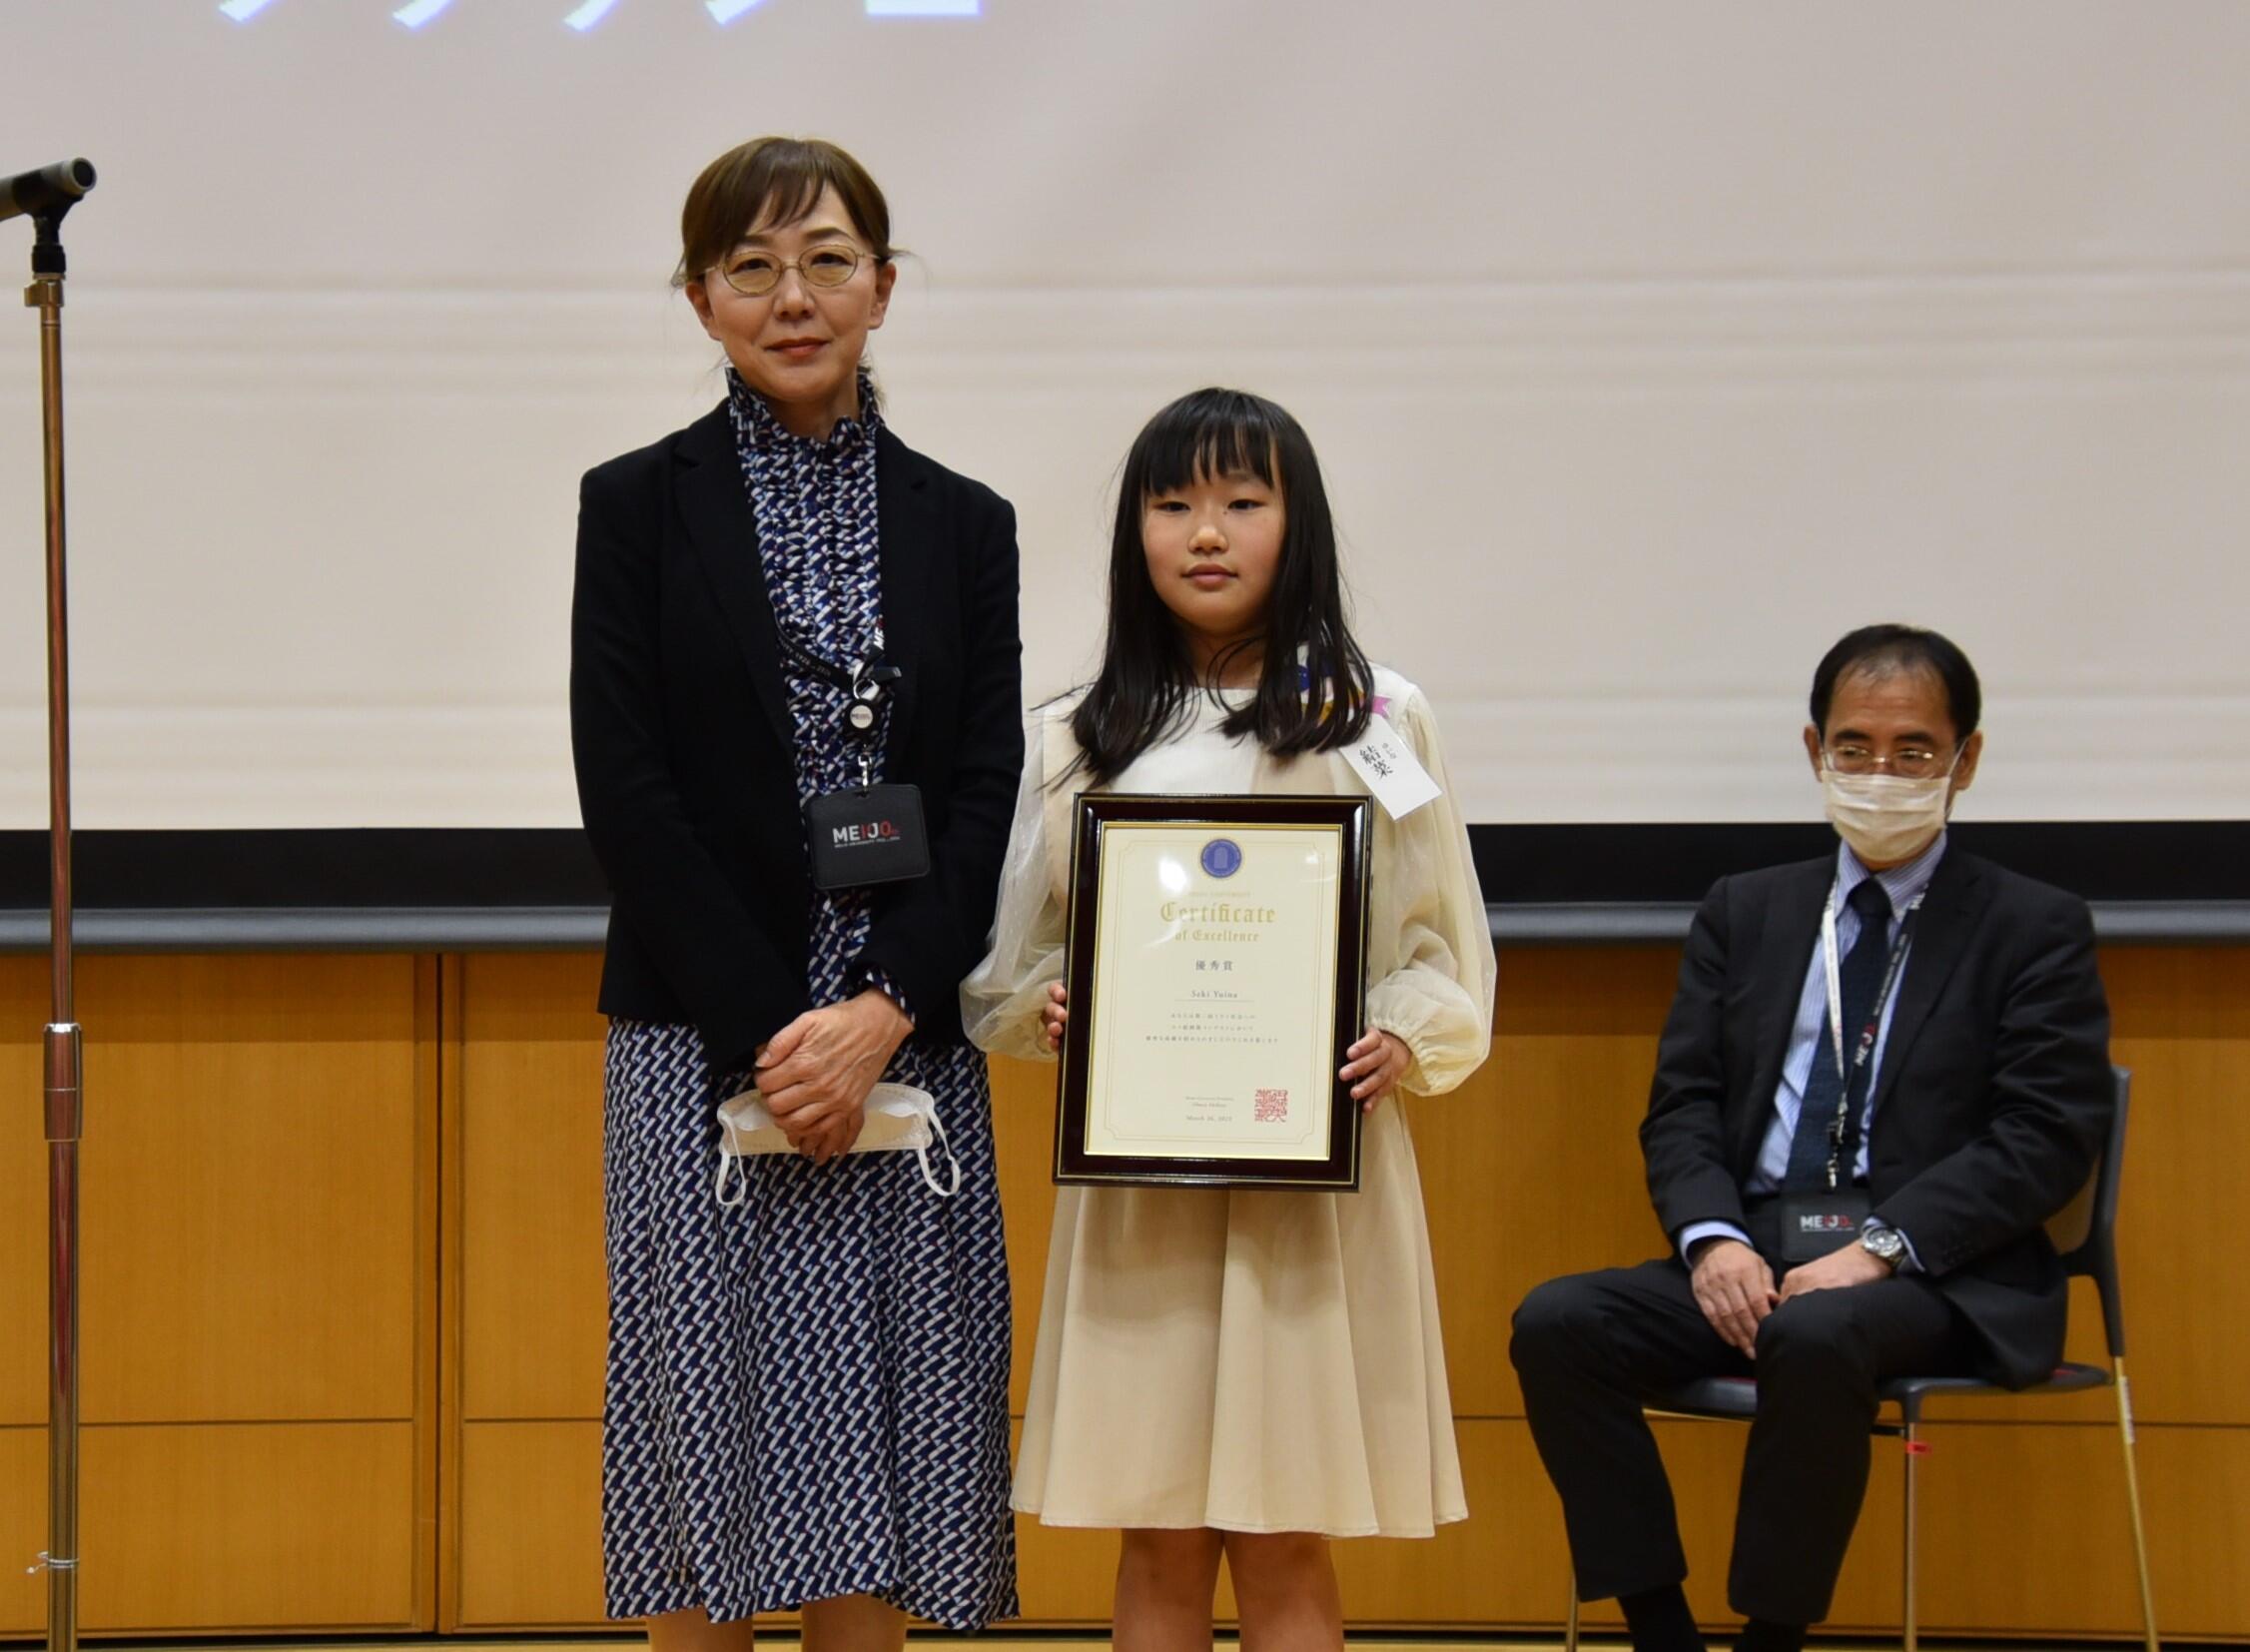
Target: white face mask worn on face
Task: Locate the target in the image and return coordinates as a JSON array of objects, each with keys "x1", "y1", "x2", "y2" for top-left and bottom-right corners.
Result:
[
  {"x1": 1821, "y1": 767, "x2": 1953, "y2": 865},
  {"x1": 713, "y1": 1081, "x2": 960, "y2": 1205}
]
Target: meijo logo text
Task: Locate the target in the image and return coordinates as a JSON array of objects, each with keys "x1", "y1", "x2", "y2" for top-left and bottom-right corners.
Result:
[{"x1": 833, "y1": 819, "x2": 902, "y2": 846}]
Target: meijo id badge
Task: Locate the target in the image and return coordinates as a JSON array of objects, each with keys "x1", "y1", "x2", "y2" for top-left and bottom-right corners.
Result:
[
  {"x1": 804, "y1": 784, "x2": 931, "y2": 891},
  {"x1": 1777, "y1": 1189, "x2": 1872, "y2": 1263}
]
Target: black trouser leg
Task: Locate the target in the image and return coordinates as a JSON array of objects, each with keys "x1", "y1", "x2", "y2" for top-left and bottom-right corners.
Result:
[
  {"x1": 1511, "y1": 1261, "x2": 1750, "y2": 1602},
  {"x1": 1726, "y1": 1276, "x2": 1970, "y2": 1625}
]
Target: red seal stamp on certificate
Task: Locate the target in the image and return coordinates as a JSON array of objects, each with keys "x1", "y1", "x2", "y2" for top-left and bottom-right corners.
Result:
[{"x1": 1253, "y1": 1088, "x2": 1290, "y2": 1124}]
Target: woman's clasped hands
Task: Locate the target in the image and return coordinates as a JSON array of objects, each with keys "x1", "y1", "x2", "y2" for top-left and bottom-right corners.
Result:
[
  {"x1": 755, "y1": 988, "x2": 914, "y2": 1166},
  {"x1": 1040, "y1": 982, "x2": 1410, "y2": 1113}
]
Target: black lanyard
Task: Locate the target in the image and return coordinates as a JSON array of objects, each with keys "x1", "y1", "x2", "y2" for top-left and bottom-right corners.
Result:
[
  {"x1": 773, "y1": 625, "x2": 899, "y2": 786},
  {"x1": 1818, "y1": 886, "x2": 1922, "y2": 1189}
]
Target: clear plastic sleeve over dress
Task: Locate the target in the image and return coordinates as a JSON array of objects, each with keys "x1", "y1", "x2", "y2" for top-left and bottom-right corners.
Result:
[{"x1": 962, "y1": 669, "x2": 1496, "y2": 1536}]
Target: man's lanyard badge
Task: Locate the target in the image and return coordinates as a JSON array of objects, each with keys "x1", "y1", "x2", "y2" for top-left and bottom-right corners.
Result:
[{"x1": 1817, "y1": 883, "x2": 1924, "y2": 1191}]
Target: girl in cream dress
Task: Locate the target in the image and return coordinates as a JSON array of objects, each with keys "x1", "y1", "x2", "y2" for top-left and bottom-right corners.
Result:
[{"x1": 964, "y1": 389, "x2": 1495, "y2": 1647}]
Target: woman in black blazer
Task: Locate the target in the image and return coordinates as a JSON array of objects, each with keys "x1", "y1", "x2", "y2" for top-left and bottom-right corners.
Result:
[{"x1": 569, "y1": 138, "x2": 1023, "y2": 1650}]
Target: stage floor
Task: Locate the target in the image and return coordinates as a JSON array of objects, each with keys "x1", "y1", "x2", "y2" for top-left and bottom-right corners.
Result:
[{"x1": 60, "y1": 1639, "x2": 2157, "y2": 1652}]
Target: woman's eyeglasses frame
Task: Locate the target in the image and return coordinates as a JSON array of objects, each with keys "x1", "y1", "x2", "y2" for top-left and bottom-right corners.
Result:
[{"x1": 709, "y1": 240, "x2": 875, "y2": 299}]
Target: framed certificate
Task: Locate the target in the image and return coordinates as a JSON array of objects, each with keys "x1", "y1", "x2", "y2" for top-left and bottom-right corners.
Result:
[{"x1": 1055, "y1": 794, "x2": 1373, "y2": 1190}]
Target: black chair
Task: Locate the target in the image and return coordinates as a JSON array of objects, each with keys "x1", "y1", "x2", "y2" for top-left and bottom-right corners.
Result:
[{"x1": 1563, "y1": 1067, "x2": 2156, "y2": 1652}]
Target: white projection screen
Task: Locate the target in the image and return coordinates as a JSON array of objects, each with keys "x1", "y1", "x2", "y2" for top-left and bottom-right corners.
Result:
[{"x1": 2, "y1": 0, "x2": 2245, "y2": 829}]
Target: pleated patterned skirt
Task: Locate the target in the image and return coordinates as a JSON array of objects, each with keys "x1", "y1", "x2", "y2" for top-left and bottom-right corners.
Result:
[{"x1": 599, "y1": 1019, "x2": 1018, "y2": 1629}]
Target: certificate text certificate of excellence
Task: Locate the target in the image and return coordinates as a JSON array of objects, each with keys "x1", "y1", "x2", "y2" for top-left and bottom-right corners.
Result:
[{"x1": 1085, "y1": 823, "x2": 1342, "y2": 1161}]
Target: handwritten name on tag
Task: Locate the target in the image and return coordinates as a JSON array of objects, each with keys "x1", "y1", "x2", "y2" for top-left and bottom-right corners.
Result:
[{"x1": 1341, "y1": 713, "x2": 1441, "y2": 819}]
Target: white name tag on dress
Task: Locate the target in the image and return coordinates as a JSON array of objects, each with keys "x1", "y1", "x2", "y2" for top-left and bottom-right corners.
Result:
[{"x1": 1340, "y1": 714, "x2": 1441, "y2": 819}]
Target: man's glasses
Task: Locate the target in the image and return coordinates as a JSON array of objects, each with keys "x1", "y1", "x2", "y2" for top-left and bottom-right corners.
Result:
[{"x1": 1823, "y1": 743, "x2": 1952, "y2": 780}]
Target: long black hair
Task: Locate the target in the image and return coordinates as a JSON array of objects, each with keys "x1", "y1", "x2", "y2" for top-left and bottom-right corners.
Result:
[{"x1": 1069, "y1": 388, "x2": 1375, "y2": 786}]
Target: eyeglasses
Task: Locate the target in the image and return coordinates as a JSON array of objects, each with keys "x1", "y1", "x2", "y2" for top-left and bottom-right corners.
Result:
[
  {"x1": 1823, "y1": 743, "x2": 1954, "y2": 781},
  {"x1": 711, "y1": 241, "x2": 868, "y2": 298}
]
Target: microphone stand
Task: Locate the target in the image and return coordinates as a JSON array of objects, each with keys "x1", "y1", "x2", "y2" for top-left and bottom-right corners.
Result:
[{"x1": 23, "y1": 201, "x2": 83, "y2": 1652}]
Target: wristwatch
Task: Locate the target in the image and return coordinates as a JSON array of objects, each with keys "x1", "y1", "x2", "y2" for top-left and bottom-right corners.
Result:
[{"x1": 1860, "y1": 1226, "x2": 1908, "y2": 1271}]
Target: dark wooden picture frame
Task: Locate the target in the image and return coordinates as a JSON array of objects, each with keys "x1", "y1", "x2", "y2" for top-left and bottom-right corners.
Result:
[{"x1": 1055, "y1": 793, "x2": 1372, "y2": 1190}]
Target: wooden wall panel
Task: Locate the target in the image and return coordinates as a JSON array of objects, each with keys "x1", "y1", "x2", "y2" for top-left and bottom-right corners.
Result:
[
  {"x1": 1013, "y1": 1516, "x2": 1125, "y2": 1625},
  {"x1": 1332, "y1": 1419, "x2": 1581, "y2": 1627},
  {"x1": 991, "y1": 1054, "x2": 1065, "y2": 1418},
  {"x1": 0, "y1": 954, "x2": 422, "y2": 1426},
  {"x1": 11, "y1": 938, "x2": 2235, "y2": 1640},
  {"x1": 410, "y1": 955, "x2": 444, "y2": 1627},
  {"x1": 455, "y1": 1420, "x2": 608, "y2": 1629},
  {"x1": 2104, "y1": 949, "x2": 2250, "y2": 1426},
  {"x1": 1427, "y1": 947, "x2": 1682, "y2": 1417},
  {"x1": 1, "y1": 953, "x2": 433, "y2": 1639},
  {"x1": 0, "y1": 1427, "x2": 43, "y2": 1634},
  {"x1": 424, "y1": 942, "x2": 2250, "y2": 1641},
  {"x1": 0, "y1": 1421, "x2": 417, "y2": 1634},
  {"x1": 1918, "y1": 1422, "x2": 2245, "y2": 1637},
  {"x1": 1877, "y1": 949, "x2": 2250, "y2": 1429},
  {"x1": 0, "y1": 960, "x2": 45, "y2": 1427},
  {"x1": 454, "y1": 952, "x2": 609, "y2": 1422}
]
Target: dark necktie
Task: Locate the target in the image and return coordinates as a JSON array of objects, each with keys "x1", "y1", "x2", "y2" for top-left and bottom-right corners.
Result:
[{"x1": 1785, "y1": 876, "x2": 1895, "y2": 1192}]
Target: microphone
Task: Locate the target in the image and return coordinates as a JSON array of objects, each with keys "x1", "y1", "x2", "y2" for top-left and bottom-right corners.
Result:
[{"x1": 2, "y1": 160, "x2": 98, "y2": 226}]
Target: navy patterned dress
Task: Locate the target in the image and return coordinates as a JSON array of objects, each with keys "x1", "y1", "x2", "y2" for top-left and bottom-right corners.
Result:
[{"x1": 599, "y1": 372, "x2": 1018, "y2": 1629}]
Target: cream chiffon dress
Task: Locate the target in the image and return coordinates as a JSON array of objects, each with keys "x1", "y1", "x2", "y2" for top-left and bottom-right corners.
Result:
[{"x1": 962, "y1": 666, "x2": 1496, "y2": 1536}]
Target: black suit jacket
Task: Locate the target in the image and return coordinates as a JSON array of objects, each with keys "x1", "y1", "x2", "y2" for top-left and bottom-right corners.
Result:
[
  {"x1": 1640, "y1": 845, "x2": 2113, "y2": 1388},
  {"x1": 569, "y1": 402, "x2": 1025, "y2": 1074}
]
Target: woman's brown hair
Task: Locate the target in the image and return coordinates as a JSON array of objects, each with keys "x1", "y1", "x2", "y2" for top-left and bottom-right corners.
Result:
[{"x1": 674, "y1": 137, "x2": 894, "y2": 290}]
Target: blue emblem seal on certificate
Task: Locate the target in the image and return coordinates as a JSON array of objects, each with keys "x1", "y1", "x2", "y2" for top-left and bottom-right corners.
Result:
[{"x1": 1200, "y1": 837, "x2": 1243, "y2": 879}]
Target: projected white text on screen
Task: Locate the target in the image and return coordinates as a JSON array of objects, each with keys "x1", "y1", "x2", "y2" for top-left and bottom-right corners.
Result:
[{"x1": 218, "y1": 0, "x2": 979, "y2": 27}]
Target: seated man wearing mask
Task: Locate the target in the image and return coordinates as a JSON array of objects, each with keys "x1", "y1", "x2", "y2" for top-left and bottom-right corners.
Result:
[{"x1": 1510, "y1": 624, "x2": 2114, "y2": 1652}]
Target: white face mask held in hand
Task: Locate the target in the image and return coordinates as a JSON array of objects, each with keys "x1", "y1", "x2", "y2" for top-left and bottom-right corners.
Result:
[
  {"x1": 713, "y1": 1081, "x2": 960, "y2": 1206},
  {"x1": 1821, "y1": 768, "x2": 1953, "y2": 866}
]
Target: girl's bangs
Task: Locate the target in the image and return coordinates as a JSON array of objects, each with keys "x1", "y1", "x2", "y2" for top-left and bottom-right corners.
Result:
[{"x1": 1132, "y1": 398, "x2": 1283, "y2": 498}]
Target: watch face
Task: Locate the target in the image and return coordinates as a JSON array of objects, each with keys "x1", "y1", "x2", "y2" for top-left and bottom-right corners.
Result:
[{"x1": 1865, "y1": 1230, "x2": 1905, "y2": 1261}]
